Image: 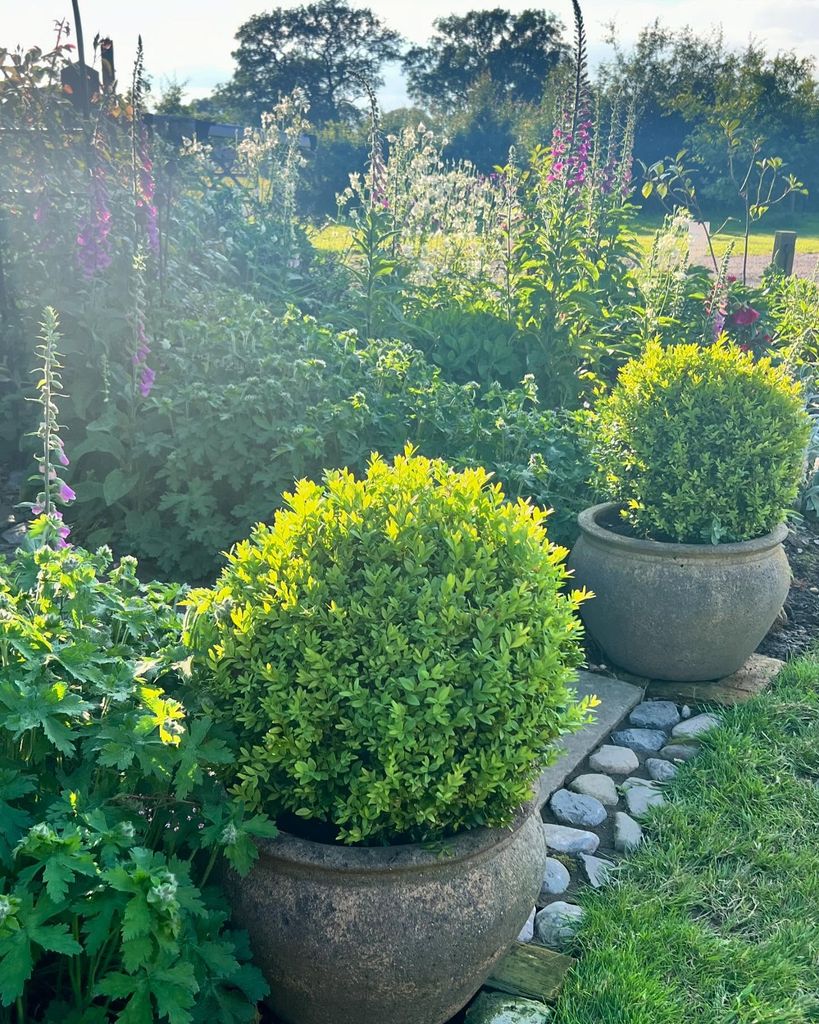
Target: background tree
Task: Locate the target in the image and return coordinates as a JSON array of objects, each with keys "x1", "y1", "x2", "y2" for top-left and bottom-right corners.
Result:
[
  {"x1": 218, "y1": 0, "x2": 402, "y2": 125},
  {"x1": 600, "y1": 22, "x2": 819, "y2": 209},
  {"x1": 153, "y1": 77, "x2": 195, "y2": 116},
  {"x1": 404, "y1": 8, "x2": 568, "y2": 114},
  {"x1": 598, "y1": 22, "x2": 729, "y2": 185},
  {"x1": 444, "y1": 76, "x2": 518, "y2": 170}
]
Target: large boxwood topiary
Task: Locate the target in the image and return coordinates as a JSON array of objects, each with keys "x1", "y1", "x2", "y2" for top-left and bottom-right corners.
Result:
[
  {"x1": 594, "y1": 341, "x2": 811, "y2": 544},
  {"x1": 185, "y1": 449, "x2": 594, "y2": 845}
]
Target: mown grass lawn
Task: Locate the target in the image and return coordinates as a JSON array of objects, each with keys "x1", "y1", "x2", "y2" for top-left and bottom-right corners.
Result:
[
  {"x1": 554, "y1": 653, "x2": 819, "y2": 1024},
  {"x1": 311, "y1": 212, "x2": 819, "y2": 257}
]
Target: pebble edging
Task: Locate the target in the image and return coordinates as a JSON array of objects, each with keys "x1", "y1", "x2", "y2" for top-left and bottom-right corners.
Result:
[{"x1": 516, "y1": 698, "x2": 718, "y2": 955}]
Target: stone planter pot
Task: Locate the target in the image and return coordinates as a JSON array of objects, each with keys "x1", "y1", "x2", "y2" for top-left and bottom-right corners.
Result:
[
  {"x1": 568, "y1": 502, "x2": 790, "y2": 681},
  {"x1": 227, "y1": 801, "x2": 546, "y2": 1024}
]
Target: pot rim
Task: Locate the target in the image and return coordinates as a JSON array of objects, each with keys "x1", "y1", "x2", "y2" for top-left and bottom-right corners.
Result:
[
  {"x1": 253, "y1": 799, "x2": 539, "y2": 876},
  {"x1": 577, "y1": 501, "x2": 788, "y2": 559}
]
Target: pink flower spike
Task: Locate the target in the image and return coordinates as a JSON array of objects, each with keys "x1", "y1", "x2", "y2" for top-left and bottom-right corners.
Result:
[{"x1": 139, "y1": 366, "x2": 156, "y2": 398}]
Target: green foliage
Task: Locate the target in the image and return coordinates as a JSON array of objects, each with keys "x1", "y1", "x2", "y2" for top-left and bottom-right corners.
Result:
[
  {"x1": 402, "y1": 303, "x2": 529, "y2": 385},
  {"x1": 804, "y1": 399, "x2": 819, "y2": 521},
  {"x1": 594, "y1": 341, "x2": 811, "y2": 543},
  {"x1": 185, "y1": 450, "x2": 595, "y2": 845},
  {"x1": 403, "y1": 8, "x2": 568, "y2": 113},
  {"x1": 0, "y1": 45, "x2": 324, "y2": 461},
  {"x1": 0, "y1": 543, "x2": 273, "y2": 1021},
  {"x1": 218, "y1": 0, "x2": 402, "y2": 125},
  {"x1": 71, "y1": 294, "x2": 595, "y2": 579},
  {"x1": 299, "y1": 120, "x2": 369, "y2": 217},
  {"x1": 601, "y1": 25, "x2": 819, "y2": 212},
  {"x1": 334, "y1": 94, "x2": 640, "y2": 406}
]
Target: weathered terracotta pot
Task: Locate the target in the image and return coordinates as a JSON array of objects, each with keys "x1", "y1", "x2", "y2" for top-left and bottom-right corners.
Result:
[
  {"x1": 227, "y1": 801, "x2": 546, "y2": 1024},
  {"x1": 568, "y1": 502, "x2": 791, "y2": 681}
]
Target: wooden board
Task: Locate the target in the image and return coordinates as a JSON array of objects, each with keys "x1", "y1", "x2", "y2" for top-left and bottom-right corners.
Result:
[{"x1": 483, "y1": 941, "x2": 575, "y2": 1004}]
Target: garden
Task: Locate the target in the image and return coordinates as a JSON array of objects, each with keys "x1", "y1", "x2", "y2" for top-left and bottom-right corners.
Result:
[{"x1": 0, "y1": 2, "x2": 818, "y2": 1023}]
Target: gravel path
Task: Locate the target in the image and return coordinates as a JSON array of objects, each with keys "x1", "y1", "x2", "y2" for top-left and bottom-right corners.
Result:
[{"x1": 693, "y1": 251, "x2": 819, "y2": 285}]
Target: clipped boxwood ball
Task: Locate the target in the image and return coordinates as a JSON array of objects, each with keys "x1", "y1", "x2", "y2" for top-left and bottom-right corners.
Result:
[
  {"x1": 594, "y1": 341, "x2": 811, "y2": 544},
  {"x1": 185, "y1": 449, "x2": 593, "y2": 845}
]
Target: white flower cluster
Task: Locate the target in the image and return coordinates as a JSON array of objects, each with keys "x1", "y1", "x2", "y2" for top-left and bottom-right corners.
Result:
[{"x1": 339, "y1": 123, "x2": 522, "y2": 302}]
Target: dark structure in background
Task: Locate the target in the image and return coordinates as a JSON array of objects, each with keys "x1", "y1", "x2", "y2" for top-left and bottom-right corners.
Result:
[{"x1": 99, "y1": 37, "x2": 115, "y2": 90}]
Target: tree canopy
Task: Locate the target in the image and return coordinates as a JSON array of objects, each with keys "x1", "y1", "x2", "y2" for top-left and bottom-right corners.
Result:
[
  {"x1": 600, "y1": 22, "x2": 819, "y2": 202},
  {"x1": 218, "y1": 0, "x2": 402, "y2": 124},
  {"x1": 403, "y1": 8, "x2": 568, "y2": 113}
]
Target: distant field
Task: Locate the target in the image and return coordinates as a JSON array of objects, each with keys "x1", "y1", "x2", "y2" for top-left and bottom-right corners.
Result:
[{"x1": 311, "y1": 213, "x2": 819, "y2": 259}]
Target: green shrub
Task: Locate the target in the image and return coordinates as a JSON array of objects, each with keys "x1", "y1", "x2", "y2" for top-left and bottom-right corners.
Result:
[
  {"x1": 72, "y1": 294, "x2": 596, "y2": 579},
  {"x1": 0, "y1": 539, "x2": 274, "y2": 1022},
  {"x1": 185, "y1": 450, "x2": 595, "y2": 845},
  {"x1": 402, "y1": 302, "x2": 529, "y2": 387},
  {"x1": 594, "y1": 341, "x2": 811, "y2": 543}
]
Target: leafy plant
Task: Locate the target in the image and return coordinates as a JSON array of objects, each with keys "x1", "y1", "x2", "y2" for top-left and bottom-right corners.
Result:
[
  {"x1": 184, "y1": 449, "x2": 596, "y2": 845},
  {"x1": 333, "y1": 1, "x2": 640, "y2": 405},
  {"x1": 641, "y1": 120, "x2": 807, "y2": 284},
  {"x1": 594, "y1": 340, "x2": 811, "y2": 543},
  {"x1": 70, "y1": 294, "x2": 596, "y2": 579},
  {"x1": 803, "y1": 391, "x2": 819, "y2": 521},
  {"x1": 18, "y1": 308, "x2": 75, "y2": 552},
  {"x1": 0, "y1": 542, "x2": 274, "y2": 1022}
]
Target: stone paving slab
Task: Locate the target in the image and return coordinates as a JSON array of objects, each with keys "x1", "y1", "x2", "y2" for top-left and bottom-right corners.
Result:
[
  {"x1": 535, "y1": 671, "x2": 644, "y2": 807},
  {"x1": 643, "y1": 653, "x2": 785, "y2": 706}
]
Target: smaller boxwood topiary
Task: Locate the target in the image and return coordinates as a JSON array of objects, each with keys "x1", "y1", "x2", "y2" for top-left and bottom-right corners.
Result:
[
  {"x1": 594, "y1": 341, "x2": 811, "y2": 544},
  {"x1": 184, "y1": 449, "x2": 595, "y2": 845}
]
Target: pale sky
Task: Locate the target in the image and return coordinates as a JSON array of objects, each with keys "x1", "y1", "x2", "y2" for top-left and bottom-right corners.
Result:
[{"x1": 6, "y1": 1, "x2": 819, "y2": 109}]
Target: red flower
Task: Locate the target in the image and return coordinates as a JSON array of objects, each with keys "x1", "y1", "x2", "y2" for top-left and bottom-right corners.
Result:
[{"x1": 727, "y1": 306, "x2": 760, "y2": 327}]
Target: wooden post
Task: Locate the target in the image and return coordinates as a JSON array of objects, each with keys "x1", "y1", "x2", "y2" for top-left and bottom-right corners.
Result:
[
  {"x1": 100, "y1": 38, "x2": 115, "y2": 91},
  {"x1": 70, "y1": 0, "x2": 90, "y2": 118},
  {"x1": 772, "y1": 231, "x2": 797, "y2": 275}
]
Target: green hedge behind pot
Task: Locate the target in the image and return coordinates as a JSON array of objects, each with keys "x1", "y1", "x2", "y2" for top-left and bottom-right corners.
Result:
[{"x1": 71, "y1": 294, "x2": 595, "y2": 580}]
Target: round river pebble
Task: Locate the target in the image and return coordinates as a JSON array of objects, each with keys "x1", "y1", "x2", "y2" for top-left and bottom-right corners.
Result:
[
  {"x1": 466, "y1": 992, "x2": 551, "y2": 1024},
  {"x1": 629, "y1": 700, "x2": 681, "y2": 731},
  {"x1": 534, "y1": 901, "x2": 584, "y2": 950},
  {"x1": 614, "y1": 811, "x2": 643, "y2": 852},
  {"x1": 569, "y1": 772, "x2": 619, "y2": 807},
  {"x1": 542, "y1": 823, "x2": 600, "y2": 854},
  {"x1": 646, "y1": 757, "x2": 678, "y2": 782},
  {"x1": 623, "y1": 778, "x2": 666, "y2": 817},
  {"x1": 516, "y1": 906, "x2": 536, "y2": 943},
  {"x1": 588, "y1": 744, "x2": 639, "y2": 775},
  {"x1": 540, "y1": 857, "x2": 571, "y2": 900},
  {"x1": 550, "y1": 788, "x2": 608, "y2": 828},
  {"x1": 661, "y1": 742, "x2": 700, "y2": 762},
  {"x1": 578, "y1": 852, "x2": 614, "y2": 889},
  {"x1": 671, "y1": 713, "x2": 720, "y2": 739},
  {"x1": 610, "y1": 727, "x2": 668, "y2": 755}
]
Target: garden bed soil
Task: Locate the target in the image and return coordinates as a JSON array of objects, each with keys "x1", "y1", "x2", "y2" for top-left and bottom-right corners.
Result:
[{"x1": 757, "y1": 520, "x2": 819, "y2": 660}]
